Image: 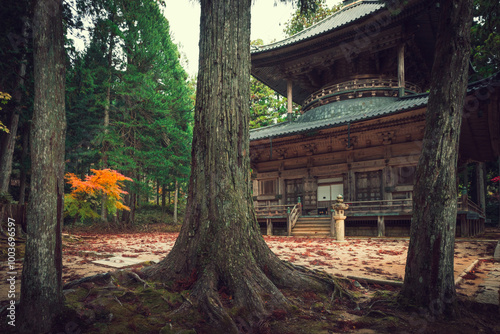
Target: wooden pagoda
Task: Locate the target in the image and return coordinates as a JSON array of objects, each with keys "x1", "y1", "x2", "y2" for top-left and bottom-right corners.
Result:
[{"x1": 249, "y1": 0, "x2": 500, "y2": 238}]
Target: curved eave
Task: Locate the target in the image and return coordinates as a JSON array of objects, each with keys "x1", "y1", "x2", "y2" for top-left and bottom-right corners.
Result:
[
  {"x1": 250, "y1": 73, "x2": 500, "y2": 162},
  {"x1": 250, "y1": 94, "x2": 428, "y2": 141},
  {"x1": 251, "y1": 0, "x2": 437, "y2": 105},
  {"x1": 251, "y1": 1, "x2": 384, "y2": 57}
]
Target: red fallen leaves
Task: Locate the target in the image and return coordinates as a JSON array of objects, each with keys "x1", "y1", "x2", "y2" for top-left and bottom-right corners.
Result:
[
  {"x1": 462, "y1": 272, "x2": 478, "y2": 280},
  {"x1": 377, "y1": 249, "x2": 403, "y2": 256},
  {"x1": 315, "y1": 250, "x2": 330, "y2": 257},
  {"x1": 271, "y1": 309, "x2": 287, "y2": 320},
  {"x1": 122, "y1": 254, "x2": 139, "y2": 258},
  {"x1": 218, "y1": 286, "x2": 233, "y2": 301},
  {"x1": 300, "y1": 251, "x2": 313, "y2": 258},
  {"x1": 174, "y1": 269, "x2": 198, "y2": 291},
  {"x1": 309, "y1": 259, "x2": 329, "y2": 266}
]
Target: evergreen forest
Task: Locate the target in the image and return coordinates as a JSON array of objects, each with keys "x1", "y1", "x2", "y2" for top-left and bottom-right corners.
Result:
[
  {"x1": 0, "y1": 0, "x2": 499, "y2": 333},
  {"x1": 1, "y1": 0, "x2": 195, "y2": 227},
  {"x1": 0, "y1": 0, "x2": 498, "y2": 228}
]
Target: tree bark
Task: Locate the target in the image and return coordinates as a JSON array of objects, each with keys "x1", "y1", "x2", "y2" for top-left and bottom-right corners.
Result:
[
  {"x1": 101, "y1": 18, "x2": 114, "y2": 223},
  {"x1": 400, "y1": 0, "x2": 473, "y2": 316},
  {"x1": 0, "y1": 16, "x2": 29, "y2": 194},
  {"x1": 19, "y1": 0, "x2": 66, "y2": 332},
  {"x1": 173, "y1": 179, "x2": 178, "y2": 223},
  {"x1": 142, "y1": 1, "x2": 347, "y2": 332},
  {"x1": 18, "y1": 125, "x2": 29, "y2": 205},
  {"x1": 161, "y1": 183, "x2": 166, "y2": 208},
  {"x1": 156, "y1": 179, "x2": 160, "y2": 206}
]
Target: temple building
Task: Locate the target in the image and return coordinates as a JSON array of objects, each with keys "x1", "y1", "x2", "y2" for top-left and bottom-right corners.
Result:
[{"x1": 249, "y1": 0, "x2": 500, "y2": 237}]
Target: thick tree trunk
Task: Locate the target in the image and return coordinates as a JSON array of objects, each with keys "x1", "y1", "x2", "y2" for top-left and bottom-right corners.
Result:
[
  {"x1": 19, "y1": 0, "x2": 66, "y2": 332},
  {"x1": 143, "y1": 1, "x2": 347, "y2": 332},
  {"x1": 400, "y1": 0, "x2": 473, "y2": 316}
]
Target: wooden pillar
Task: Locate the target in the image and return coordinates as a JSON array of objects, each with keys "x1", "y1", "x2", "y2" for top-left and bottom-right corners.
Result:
[
  {"x1": 252, "y1": 179, "x2": 258, "y2": 200},
  {"x1": 475, "y1": 162, "x2": 486, "y2": 213},
  {"x1": 462, "y1": 164, "x2": 469, "y2": 195},
  {"x1": 287, "y1": 215, "x2": 291, "y2": 236},
  {"x1": 377, "y1": 216, "x2": 385, "y2": 237},
  {"x1": 330, "y1": 214, "x2": 336, "y2": 238},
  {"x1": 398, "y1": 43, "x2": 405, "y2": 97},
  {"x1": 287, "y1": 79, "x2": 293, "y2": 121},
  {"x1": 347, "y1": 169, "x2": 355, "y2": 201},
  {"x1": 266, "y1": 218, "x2": 273, "y2": 236},
  {"x1": 460, "y1": 215, "x2": 467, "y2": 237},
  {"x1": 382, "y1": 165, "x2": 393, "y2": 202},
  {"x1": 278, "y1": 177, "x2": 285, "y2": 206}
]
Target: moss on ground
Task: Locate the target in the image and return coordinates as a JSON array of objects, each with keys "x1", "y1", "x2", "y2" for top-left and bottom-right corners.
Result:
[{"x1": 21, "y1": 267, "x2": 496, "y2": 334}]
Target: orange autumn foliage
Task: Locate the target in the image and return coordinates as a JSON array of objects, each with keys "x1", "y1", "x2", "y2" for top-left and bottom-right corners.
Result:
[{"x1": 65, "y1": 169, "x2": 133, "y2": 219}]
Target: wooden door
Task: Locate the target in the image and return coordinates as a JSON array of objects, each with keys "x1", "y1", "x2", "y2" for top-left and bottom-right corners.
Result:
[{"x1": 285, "y1": 179, "x2": 303, "y2": 205}]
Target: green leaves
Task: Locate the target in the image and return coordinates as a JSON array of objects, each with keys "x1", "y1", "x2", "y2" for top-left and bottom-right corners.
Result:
[
  {"x1": 66, "y1": 0, "x2": 194, "y2": 215},
  {"x1": 282, "y1": 0, "x2": 342, "y2": 37},
  {"x1": 471, "y1": 0, "x2": 500, "y2": 76}
]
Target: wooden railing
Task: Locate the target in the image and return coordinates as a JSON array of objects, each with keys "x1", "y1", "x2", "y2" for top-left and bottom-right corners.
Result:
[
  {"x1": 287, "y1": 203, "x2": 302, "y2": 236},
  {"x1": 319, "y1": 199, "x2": 413, "y2": 215},
  {"x1": 318, "y1": 196, "x2": 485, "y2": 217},
  {"x1": 302, "y1": 76, "x2": 421, "y2": 111},
  {"x1": 347, "y1": 199, "x2": 413, "y2": 215},
  {"x1": 457, "y1": 195, "x2": 485, "y2": 217},
  {"x1": 255, "y1": 195, "x2": 485, "y2": 229},
  {"x1": 254, "y1": 204, "x2": 292, "y2": 217}
]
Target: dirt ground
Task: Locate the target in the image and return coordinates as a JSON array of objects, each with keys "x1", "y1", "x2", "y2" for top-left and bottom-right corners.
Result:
[
  {"x1": 0, "y1": 230, "x2": 497, "y2": 305},
  {"x1": 0, "y1": 229, "x2": 499, "y2": 333}
]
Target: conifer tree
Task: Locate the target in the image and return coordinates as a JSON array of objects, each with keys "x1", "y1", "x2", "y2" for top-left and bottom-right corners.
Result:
[{"x1": 66, "y1": 0, "x2": 193, "y2": 223}]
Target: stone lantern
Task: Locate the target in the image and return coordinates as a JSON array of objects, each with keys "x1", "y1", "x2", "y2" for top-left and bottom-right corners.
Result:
[{"x1": 331, "y1": 195, "x2": 349, "y2": 241}]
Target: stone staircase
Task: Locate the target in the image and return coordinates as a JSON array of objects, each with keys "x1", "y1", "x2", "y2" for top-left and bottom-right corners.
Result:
[{"x1": 291, "y1": 216, "x2": 331, "y2": 237}]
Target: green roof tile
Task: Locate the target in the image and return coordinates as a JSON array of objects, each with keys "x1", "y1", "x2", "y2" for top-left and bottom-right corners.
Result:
[{"x1": 250, "y1": 73, "x2": 500, "y2": 141}]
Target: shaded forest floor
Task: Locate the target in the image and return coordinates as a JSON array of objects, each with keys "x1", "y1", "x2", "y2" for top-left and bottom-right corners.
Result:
[
  {"x1": 2, "y1": 264, "x2": 499, "y2": 334},
  {"x1": 0, "y1": 226, "x2": 499, "y2": 333}
]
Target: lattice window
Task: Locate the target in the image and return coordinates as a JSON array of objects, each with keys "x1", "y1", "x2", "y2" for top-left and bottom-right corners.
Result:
[
  {"x1": 259, "y1": 179, "x2": 276, "y2": 195},
  {"x1": 356, "y1": 171, "x2": 382, "y2": 201},
  {"x1": 285, "y1": 179, "x2": 303, "y2": 204}
]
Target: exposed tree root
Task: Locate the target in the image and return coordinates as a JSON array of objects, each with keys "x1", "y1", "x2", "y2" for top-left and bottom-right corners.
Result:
[
  {"x1": 62, "y1": 272, "x2": 111, "y2": 290},
  {"x1": 127, "y1": 271, "x2": 152, "y2": 289},
  {"x1": 142, "y1": 246, "x2": 354, "y2": 333}
]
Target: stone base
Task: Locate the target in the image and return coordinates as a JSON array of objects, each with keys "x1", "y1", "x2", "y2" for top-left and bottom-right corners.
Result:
[{"x1": 494, "y1": 241, "x2": 500, "y2": 261}]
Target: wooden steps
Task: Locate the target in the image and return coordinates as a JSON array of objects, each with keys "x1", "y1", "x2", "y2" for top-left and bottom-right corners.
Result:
[{"x1": 291, "y1": 216, "x2": 331, "y2": 237}]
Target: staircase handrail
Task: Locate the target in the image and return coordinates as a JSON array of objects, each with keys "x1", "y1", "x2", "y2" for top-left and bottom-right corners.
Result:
[{"x1": 287, "y1": 202, "x2": 302, "y2": 236}]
